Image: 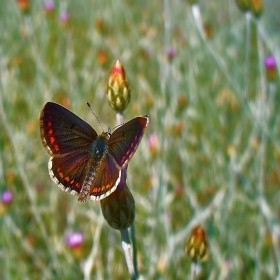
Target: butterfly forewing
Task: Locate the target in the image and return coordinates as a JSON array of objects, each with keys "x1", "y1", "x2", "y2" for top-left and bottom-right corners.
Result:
[
  {"x1": 108, "y1": 116, "x2": 149, "y2": 168},
  {"x1": 40, "y1": 102, "x2": 98, "y2": 156}
]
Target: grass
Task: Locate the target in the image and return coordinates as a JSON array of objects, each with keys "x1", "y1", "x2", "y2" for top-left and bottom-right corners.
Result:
[{"x1": 1, "y1": 0, "x2": 280, "y2": 279}]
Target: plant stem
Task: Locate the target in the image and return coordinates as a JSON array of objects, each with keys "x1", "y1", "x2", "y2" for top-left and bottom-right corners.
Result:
[{"x1": 121, "y1": 229, "x2": 137, "y2": 280}]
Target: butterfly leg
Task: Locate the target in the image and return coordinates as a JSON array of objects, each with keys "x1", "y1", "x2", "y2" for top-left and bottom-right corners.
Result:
[{"x1": 78, "y1": 166, "x2": 97, "y2": 202}]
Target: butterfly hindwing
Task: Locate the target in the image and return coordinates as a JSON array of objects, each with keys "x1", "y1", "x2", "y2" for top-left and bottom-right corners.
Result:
[
  {"x1": 49, "y1": 151, "x2": 92, "y2": 195},
  {"x1": 89, "y1": 153, "x2": 122, "y2": 201},
  {"x1": 108, "y1": 116, "x2": 149, "y2": 168}
]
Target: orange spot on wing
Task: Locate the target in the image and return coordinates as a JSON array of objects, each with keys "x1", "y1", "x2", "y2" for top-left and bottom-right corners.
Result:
[
  {"x1": 92, "y1": 187, "x2": 99, "y2": 193},
  {"x1": 65, "y1": 176, "x2": 70, "y2": 182},
  {"x1": 48, "y1": 129, "x2": 53, "y2": 135},
  {"x1": 50, "y1": 137, "x2": 55, "y2": 143},
  {"x1": 59, "y1": 172, "x2": 64, "y2": 178}
]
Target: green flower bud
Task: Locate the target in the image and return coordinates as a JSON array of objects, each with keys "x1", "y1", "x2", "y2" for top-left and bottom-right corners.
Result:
[
  {"x1": 101, "y1": 172, "x2": 135, "y2": 230},
  {"x1": 187, "y1": 0, "x2": 198, "y2": 4},
  {"x1": 250, "y1": 0, "x2": 263, "y2": 18},
  {"x1": 235, "y1": 0, "x2": 250, "y2": 12},
  {"x1": 107, "y1": 60, "x2": 131, "y2": 113},
  {"x1": 186, "y1": 225, "x2": 209, "y2": 262}
]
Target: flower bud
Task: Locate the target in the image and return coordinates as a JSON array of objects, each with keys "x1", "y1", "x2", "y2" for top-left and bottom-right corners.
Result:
[
  {"x1": 2, "y1": 190, "x2": 13, "y2": 205},
  {"x1": 235, "y1": 0, "x2": 250, "y2": 12},
  {"x1": 60, "y1": 11, "x2": 70, "y2": 27},
  {"x1": 44, "y1": 0, "x2": 55, "y2": 15},
  {"x1": 250, "y1": 0, "x2": 263, "y2": 17},
  {"x1": 66, "y1": 231, "x2": 84, "y2": 258},
  {"x1": 107, "y1": 60, "x2": 131, "y2": 113},
  {"x1": 17, "y1": 0, "x2": 30, "y2": 13},
  {"x1": 187, "y1": 0, "x2": 198, "y2": 4},
  {"x1": 148, "y1": 133, "x2": 160, "y2": 157},
  {"x1": 265, "y1": 55, "x2": 277, "y2": 81},
  {"x1": 186, "y1": 225, "x2": 209, "y2": 262},
  {"x1": 101, "y1": 169, "x2": 135, "y2": 230},
  {"x1": 66, "y1": 231, "x2": 84, "y2": 248},
  {"x1": 166, "y1": 46, "x2": 177, "y2": 61},
  {"x1": 101, "y1": 186, "x2": 135, "y2": 230}
]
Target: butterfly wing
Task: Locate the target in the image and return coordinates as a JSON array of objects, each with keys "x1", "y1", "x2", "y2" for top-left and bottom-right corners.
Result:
[
  {"x1": 108, "y1": 116, "x2": 149, "y2": 168},
  {"x1": 49, "y1": 152, "x2": 92, "y2": 195},
  {"x1": 40, "y1": 102, "x2": 98, "y2": 156},
  {"x1": 40, "y1": 102, "x2": 97, "y2": 195},
  {"x1": 89, "y1": 153, "x2": 122, "y2": 201}
]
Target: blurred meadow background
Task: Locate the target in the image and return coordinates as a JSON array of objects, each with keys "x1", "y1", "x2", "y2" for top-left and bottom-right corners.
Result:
[{"x1": 1, "y1": 0, "x2": 280, "y2": 279}]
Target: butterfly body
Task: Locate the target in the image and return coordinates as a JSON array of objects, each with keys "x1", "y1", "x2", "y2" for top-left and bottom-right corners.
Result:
[
  {"x1": 90, "y1": 133, "x2": 109, "y2": 159},
  {"x1": 40, "y1": 102, "x2": 149, "y2": 202}
]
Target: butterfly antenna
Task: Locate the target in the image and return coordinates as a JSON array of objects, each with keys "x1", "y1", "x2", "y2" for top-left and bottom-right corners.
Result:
[{"x1": 86, "y1": 102, "x2": 104, "y2": 132}]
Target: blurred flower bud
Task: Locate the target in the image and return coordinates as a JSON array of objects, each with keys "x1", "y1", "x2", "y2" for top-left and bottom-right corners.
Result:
[
  {"x1": 235, "y1": 0, "x2": 250, "y2": 12},
  {"x1": 66, "y1": 231, "x2": 84, "y2": 248},
  {"x1": 265, "y1": 55, "x2": 277, "y2": 81},
  {"x1": 97, "y1": 49, "x2": 109, "y2": 67},
  {"x1": 148, "y1": 133, "x2": 160, "y2": 156},
  {"x1": 2, "y1": 190, "x2": 13, "y2": 205},
  {"x1": 107, "y1": 60, "x2": 131, "y2": 113},
  {"x1": 166, "y1": 46, "x2": 177, "y2": 61},
  {"x1": 95, "y1": 18, "x2": 106, "y2": 34},
  {"x1": 174, "y1": 121, "x2": 184, "y2": 137},
  {"x1": 187, "y1": 0, "x2": 198, "y2": 4},
  {"x1": 44, "y1": 0, "x2": 55, "y2": 15},
  {"x1": 186, "y1": 225, "x2": 209, "y2": 262},
  {"x1": 250, "y1": 0, "x2": 263, "y2": 17},
  {"x1": 101, "y1": 168, "x2": 135, "y2": 230},
  {"x1": 177, "y1": 95, "x2": 188, "y2": 114},
  {"x1": 17, "y1": 0, "x2": 30, "y2": 13},
  {"x1": 60, "y1": 11, "x2": 70, "y2": 27}
]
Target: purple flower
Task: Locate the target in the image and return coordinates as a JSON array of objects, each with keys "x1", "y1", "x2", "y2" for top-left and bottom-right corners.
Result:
[
  {"x1": 166, "y1": 46, "x2": 177, "y2": 59},
  {"x1": 44, "y1": 0, "x2": 55, "y2": 12},
  {"x1": 265, "y1": 55, "x2": 278, "y2": 81},
  {"x1": 60, "y1": 11, "x2": 70, "y2": 23},
  {"x1": 66, "y1": 232, "x2": 84, "y2": 248},
  {"x1": 265, "y1": 55, "x2": 276, "y2": 70},
  {"x1": 2, "y1": 190, "x2": 13, "y2": 204}
]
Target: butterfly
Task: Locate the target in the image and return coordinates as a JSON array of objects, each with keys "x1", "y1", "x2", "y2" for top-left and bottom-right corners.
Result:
[{"x1": 39, "y1": 102, "x2": 149, "y2": 202}]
